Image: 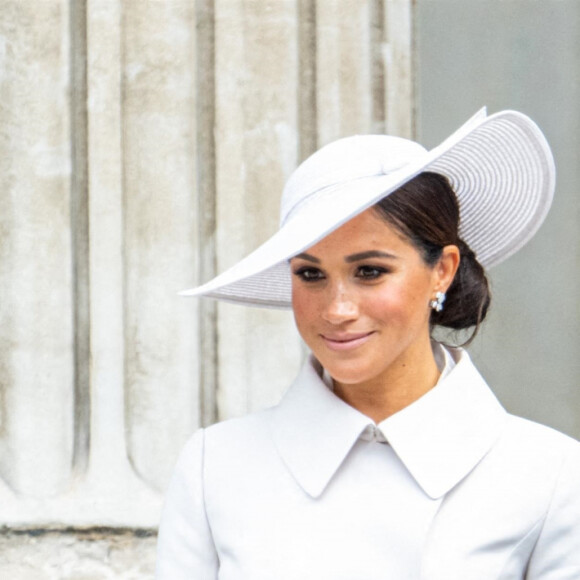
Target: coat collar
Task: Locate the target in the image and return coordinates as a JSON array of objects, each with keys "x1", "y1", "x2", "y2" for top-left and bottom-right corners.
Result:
[{"x1": 269, "y1": 347, "x2": 507, "y2": 499}]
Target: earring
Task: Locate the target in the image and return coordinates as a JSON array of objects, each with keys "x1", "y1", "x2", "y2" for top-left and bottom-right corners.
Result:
[{"x1": 430, "y1": 291, "x2": 446, "y2": 312}]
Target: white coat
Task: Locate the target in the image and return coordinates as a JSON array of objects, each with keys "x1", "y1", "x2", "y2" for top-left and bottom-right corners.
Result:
[{"x1": 156, "y1": 347, "x2": 580, "y2": 579}]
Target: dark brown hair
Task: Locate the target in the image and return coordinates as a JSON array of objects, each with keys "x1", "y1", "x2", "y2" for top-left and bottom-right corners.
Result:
[{"x1": 373, "y1": 171, "x2": 490, "y2": 344}]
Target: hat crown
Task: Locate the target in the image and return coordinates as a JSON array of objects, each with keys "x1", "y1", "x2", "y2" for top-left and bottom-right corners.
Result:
[{"x1": 280, "y1": 135, "x2": 427, "y2": 225}]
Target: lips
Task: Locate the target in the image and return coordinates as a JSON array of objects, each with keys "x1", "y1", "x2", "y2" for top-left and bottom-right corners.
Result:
[{"x1": 321, "y1": 331, "x2": 374, "y2": 351}]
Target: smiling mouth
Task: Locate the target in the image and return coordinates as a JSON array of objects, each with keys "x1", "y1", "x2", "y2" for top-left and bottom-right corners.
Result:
[{"x1": 321, "y1": 332, "x2": 374, "y2": 351}]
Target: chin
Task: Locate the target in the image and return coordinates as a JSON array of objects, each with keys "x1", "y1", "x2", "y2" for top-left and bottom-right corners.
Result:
[{"x1": 321, "y1": 361, "x2": 377, "y2": 387}]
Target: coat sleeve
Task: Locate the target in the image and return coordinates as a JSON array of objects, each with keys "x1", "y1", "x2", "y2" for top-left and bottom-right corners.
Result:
[
  {"x1": 156, "y1": 429, "x2": 219, "y2": 579},
  {"x1": 525, "y1": 441, "x2": 580, "y2": 579}
]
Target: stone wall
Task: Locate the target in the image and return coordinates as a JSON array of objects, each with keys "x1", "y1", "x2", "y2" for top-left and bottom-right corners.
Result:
[
  {"x1": 0, "y1": 529, "x2": 157, "y2": 579},
  {"x1": 0, "y1": 0, "x2": 413, "y2": 577}
]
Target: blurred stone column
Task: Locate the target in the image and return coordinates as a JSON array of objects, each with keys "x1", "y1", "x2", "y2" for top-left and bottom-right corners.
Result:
[
  {"x1": 213, "y1": 0, "x2": 304, "y2": 420},
  {"x1": 0, "y1": 0, "x2": 414, "y2": 577},
  {"x1": 0, "y1": 0, "x2": 75, "y2": 500}
]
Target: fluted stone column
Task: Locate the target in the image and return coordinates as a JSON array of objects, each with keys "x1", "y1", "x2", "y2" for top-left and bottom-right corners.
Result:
[
  {"x1": 0, "y1": 0, "x2": 414, "y2": 577},
  {"x1": 0, "y1": 0, "x2": 75, "y2": 501}
]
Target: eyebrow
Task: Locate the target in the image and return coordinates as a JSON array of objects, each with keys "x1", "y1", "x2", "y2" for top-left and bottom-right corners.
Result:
[
  {"x1": 293, "y1": 250, "x2": 398, "y2": 264},
  {"x1": 345, "y1": 250, "x2": 398, "y2": 263},
  {"x1": 293, "y1": 252, "x2": 321, "y2": 263}
]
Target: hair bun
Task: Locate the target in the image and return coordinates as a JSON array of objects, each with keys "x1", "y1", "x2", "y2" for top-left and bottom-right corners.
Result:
[{"x1": 433, "y1": 237, "x2": 491, "y2": 335}]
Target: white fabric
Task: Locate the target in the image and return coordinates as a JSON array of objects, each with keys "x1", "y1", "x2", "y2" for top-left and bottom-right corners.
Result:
[{"x1": 156, "y1": 348, "x2": 580, "y2": 579}]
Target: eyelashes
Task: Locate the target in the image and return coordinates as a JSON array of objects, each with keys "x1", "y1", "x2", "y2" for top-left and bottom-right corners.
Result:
[
  {"x1": 292, "y1": 265, "x2": 390, "y2": 282},
  {"x1": 292, "y1": 266, "x2": 325, "y2": 282},
  {"x1": 357, "y1": 265, "x2": 389, "y2": 279}
]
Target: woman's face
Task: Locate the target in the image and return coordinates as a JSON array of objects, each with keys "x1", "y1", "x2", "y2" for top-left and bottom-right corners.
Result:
[{"x1": 291, "y1": 208, "x2": 454, "y2": 390}]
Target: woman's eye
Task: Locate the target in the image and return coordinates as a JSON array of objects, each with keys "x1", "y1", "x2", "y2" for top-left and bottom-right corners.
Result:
[
  {"x1": 356, "y1": 265, "x2": 387, "y2": 279},
  {"x1": 293, "y1": 267, "x2": 325, "y2": 282}
]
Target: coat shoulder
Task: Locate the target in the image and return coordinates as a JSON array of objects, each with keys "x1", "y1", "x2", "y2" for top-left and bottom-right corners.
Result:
[
  {"x1": 496, "y1": 413, "x2": 580, "y2": 489},
  {"x1": 205, "y1": 408, "x2": 272, "y2": 442},
  {"x1": 201, "y1": 408, "x2": 277, "y2": 465},
  {"x1": 504, "y1": 413, "x2": 580, "y2": 457}
]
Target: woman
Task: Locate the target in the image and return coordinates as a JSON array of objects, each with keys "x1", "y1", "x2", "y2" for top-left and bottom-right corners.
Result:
[{"x1": 156, "y1": 109, "x2": 580, "y2": 579}]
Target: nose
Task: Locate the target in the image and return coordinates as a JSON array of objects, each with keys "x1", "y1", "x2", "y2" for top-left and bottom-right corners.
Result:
[{"x1": 321, "y1": 282, "x2": 359, "y2": 324}]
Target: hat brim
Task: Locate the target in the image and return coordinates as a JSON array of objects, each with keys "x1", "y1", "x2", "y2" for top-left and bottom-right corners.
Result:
[{"x1": 181, "y1": 109, "x2": 555, "y2": 308}]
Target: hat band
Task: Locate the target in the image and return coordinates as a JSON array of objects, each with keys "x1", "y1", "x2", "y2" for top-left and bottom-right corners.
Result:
[{"x1": 281, "y1": 171, "x2": 388, "y2": 227}]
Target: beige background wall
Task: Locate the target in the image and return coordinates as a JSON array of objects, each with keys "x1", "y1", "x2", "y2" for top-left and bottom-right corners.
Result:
[
  {"x1": 416, "y1": 0, "x2": 580, "y2": 439},
  {"x1": 0, "y1": 1, "x2": 412, "y2": 577}
]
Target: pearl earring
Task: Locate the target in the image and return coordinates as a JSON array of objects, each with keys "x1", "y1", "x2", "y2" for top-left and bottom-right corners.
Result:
[{"x1": 430, "y1": 291, "x2": 446, "y2": 312}]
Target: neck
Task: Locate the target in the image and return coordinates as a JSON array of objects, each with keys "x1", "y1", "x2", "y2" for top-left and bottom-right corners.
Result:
[{"x1": 332, "y1": 341, "x2": 441, "y2": 423}]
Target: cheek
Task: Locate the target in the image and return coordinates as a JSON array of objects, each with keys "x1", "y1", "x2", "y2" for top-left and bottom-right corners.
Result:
[
  {"x1": 365, "y1": 283, "x2": 406, "y2": 311},
  {"x1": 291, "y1": 285, "x2": 315, "y2": 330},
  {"x1": 364, "y1": 284, "x2": 428, "y2": 323}
]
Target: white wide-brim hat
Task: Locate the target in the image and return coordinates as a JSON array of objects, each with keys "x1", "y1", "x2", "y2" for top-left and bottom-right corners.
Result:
[{"x1": 181, "y1": 108, "x2": 555, "y2": 308}]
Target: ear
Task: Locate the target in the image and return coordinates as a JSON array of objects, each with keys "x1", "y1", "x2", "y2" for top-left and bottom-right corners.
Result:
[{"x1": 433, "y1": 245, "x2": 460, "y2": 293}]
